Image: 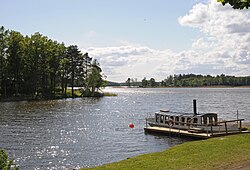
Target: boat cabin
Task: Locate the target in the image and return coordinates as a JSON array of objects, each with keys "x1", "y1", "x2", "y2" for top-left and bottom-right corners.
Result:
[{"x1": 154, "y1": 110, "x2": 218, "y2": 127}]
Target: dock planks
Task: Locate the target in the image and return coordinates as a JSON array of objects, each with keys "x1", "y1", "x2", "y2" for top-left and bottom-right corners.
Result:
[{"x1": 144, "y1": 126, "x2": 250, "y2": 139}]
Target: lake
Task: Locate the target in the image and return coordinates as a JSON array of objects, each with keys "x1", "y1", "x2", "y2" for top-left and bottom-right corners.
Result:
[{"x1": 0, "y1": 88, "x2": 250, "y2": 169}]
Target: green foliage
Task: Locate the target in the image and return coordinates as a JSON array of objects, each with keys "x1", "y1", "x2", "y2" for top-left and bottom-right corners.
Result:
[
  {"x1": 218, "y1": 0, "x2": 250, "y2": 9},
  {"x1": 125, "y1": 78, "x2": 139, "y2": 87},
  {"x1": 140, "y1": 74, "x2": 250, "y2": 88},
  {"x1": 82, "y1": 59, "x2": 106, "y2": 96},
  {"x1": 141, "y1": 77, "x2": 159, "y2": 87},
  {"x1": 0, "y1": 26, "x2": 106, "y2": 99},
  {"x1": 0, "y1": 149, "x2": 19, "y2": 170},
  {"x1": 141, "y1": 77, "x2": 147, "y2": 87},
  {"x1": 0, "y1": 26, "x2": 9, "y2": 97},
  {"x1": 66, "y1": 45, "x2": 83, "y2": 97},
  {"x1": 82, "y1": 134, "x2": 250, "y2": 170}
]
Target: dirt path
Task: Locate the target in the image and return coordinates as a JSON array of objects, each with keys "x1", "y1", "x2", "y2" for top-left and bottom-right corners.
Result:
[{"x1": 228, "y1": 161, "x2": 250, "y2": 170}]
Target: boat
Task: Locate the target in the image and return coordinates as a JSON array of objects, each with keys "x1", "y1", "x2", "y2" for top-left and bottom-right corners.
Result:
[{"x1": 144, "y1": 100, "x2": 246, "y2": 138}]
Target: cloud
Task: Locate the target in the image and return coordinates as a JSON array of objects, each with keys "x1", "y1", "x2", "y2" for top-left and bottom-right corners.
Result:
[
  {"x1": 82, "y1": 0, "x2": 250, "y2": 82},
  {"x1": 84, "y1": 46, "x2": 177, "y2": 81}
]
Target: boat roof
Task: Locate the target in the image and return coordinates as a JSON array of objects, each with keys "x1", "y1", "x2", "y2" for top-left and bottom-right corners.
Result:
[{"x1": 156, "y1": 110, "x2": 217, "y2": 117}]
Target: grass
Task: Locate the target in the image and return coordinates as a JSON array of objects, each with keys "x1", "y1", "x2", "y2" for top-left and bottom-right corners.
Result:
[
  {"x1": 65, "y1": 89, "x2": 82, "y2": 97},
  {"x1": 65, "y1": 89, "x2": 117, "y2": 97},
  {"x1": 103, "y1": 92, "x2": 117, "y2": 96},
  {"x1": 81, "y1": 133, "x2": 250, "y2": 170}
]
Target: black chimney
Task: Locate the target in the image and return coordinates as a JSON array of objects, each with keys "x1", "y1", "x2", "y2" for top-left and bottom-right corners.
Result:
[{"x1": 193, "y1": 99, "x2": 197, "y2": 115}]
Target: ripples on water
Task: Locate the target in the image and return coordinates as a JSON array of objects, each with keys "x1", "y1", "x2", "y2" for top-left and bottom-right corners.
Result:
[{"x1": 0, "y1": 88, "x2": 250, "y2": 169}]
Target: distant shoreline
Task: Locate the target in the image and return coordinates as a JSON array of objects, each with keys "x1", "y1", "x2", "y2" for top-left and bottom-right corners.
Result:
[
  {"x1": 108, "y1": 85, "x2": 250, "y2": 88},
  {"x1": 0, "y1": 92, "x2": 117, "y2": 103}
]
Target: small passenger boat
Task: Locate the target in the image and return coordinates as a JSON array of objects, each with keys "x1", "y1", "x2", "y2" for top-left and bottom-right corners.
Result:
[{"x1": 145, "y1": 100, "x2": 245, "y2": 137}]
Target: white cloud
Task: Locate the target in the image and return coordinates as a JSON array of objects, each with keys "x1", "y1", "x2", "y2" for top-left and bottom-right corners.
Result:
[{"x1": 82, "y1": 0, "x2": 250, "y2": 82}]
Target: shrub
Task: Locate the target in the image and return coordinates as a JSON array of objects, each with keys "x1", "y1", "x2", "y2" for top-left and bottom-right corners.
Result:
[{"x1": 0, "y1": 149, "x2": 19, "y2": 170}]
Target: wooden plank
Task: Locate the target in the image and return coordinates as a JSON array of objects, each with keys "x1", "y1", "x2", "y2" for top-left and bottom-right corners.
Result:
[
  {"x1": 218, "y1": 119, "x2": 244, "y2": 124},
  {"x1": 144, "y1": 126, "x2": 211, "y2": 139},
  {"x1": 144, "y1": 126, "x2": 250, "y2": 139}
]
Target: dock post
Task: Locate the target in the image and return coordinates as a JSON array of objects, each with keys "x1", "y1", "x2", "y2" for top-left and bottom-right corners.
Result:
[
  {"x1": 206, "y1": 124, "x2": 208, "y2": 137},
  {"x1": 169, "y1": 126, "x2": 171, "y2": 137},
  {"x1": 239, "y1": 120, "x2": 242, "y2": 133},
  {"x1": 225, "y1": 122, "x2": 228, "y2": 134},
  {"x1": 210, "y1": 125, "x2": 213, "y2": 136},
  {"x1": 178, "y1": 122, "x2": 180, "y2": 138},
  {"x1": 237, "y1": 110, "x2": 239, "y2": 128},
  {"x1": 193, "y1": 99, "x2": 197, "y2": 115}
]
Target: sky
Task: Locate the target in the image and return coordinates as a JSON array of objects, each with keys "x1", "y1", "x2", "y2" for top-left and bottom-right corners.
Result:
[{"x1": 1, "y1": 0, "x2": 250, "y2": 82}]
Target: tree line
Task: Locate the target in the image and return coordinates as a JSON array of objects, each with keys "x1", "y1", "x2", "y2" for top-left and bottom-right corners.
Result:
[
  {"x1": 0, "y1": 26, "x2": 106, "y2": 99},
  {"x1": 125, "y1": 74, "x2": 250, "y2": 87}
]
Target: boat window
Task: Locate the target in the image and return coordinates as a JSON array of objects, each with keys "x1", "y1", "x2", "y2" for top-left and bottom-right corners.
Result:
[
  {"x1": 207, "y1": 117, "x2": 210, "y2": 124},
  {"x1": 209, "y1": 117, "x2": 213, "y2": 124},
  {"x1": 187, "y1": 117, "x2": 191, "y2": 125},
  {"x1": 175, "y1": 116, "x2": 179, "y2": 125},
  {"x1": 181, "y1": 117, "x2": 185, "y2": 126},
  {"x1": 165, "y1": 116, "x2": 169, "y2": 124},
  {"x1": 169, "y1": 116, "x2": 174, "y2": 125},
  {"x1": 193, "y1": 118, "x2": 198, "y2": 126},
  {"x1": 160, "y1": 115, "x2": 164, "y2": 123},
  {"x1": 155, "y1": 114, "x2": 159, "y2": 122},
  {"x1": 212, "y1": 117, "x2": 216, "y2": 125},
  {"x1": 170, "y1": 116, "x2": 174, "y2": 121}
]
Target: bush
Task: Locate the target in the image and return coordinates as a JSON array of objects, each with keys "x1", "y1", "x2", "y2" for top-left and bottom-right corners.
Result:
[{"x1": 0, "y1": 149, "x2": 19, "y2": 170}]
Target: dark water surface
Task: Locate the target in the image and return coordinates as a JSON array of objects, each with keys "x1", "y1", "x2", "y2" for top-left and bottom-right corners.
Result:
[{"x1": 0, "y1": 88, "x2": 250, "y2": 169}]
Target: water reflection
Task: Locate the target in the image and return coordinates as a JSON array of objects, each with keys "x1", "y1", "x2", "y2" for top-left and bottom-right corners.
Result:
[{"x1": 0, "y1": 88, "x2": 249, "y2": 169}]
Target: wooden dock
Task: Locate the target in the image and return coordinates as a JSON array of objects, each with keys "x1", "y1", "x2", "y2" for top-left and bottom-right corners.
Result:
[{"x1": 144, "y1": 126, "x2": 250, "y2": 139}]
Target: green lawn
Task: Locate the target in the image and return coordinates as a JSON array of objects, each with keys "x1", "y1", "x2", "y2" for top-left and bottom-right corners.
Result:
[{"x1": 81, "y1": 133, "x2": 250, "y2": 170}]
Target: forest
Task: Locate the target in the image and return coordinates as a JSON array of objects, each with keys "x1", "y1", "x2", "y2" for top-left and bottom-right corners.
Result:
[
  {"x1": 0, "y1": 26, "x2": 106, "y2": 100},
  {"x1": 126, "y1": 74, "x2": 250, "y2": 87}
]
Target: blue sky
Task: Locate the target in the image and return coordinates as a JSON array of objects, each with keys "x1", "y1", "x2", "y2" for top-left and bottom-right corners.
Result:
[
  {"x1": 1, "y1": 0, "x2": 199, "y2": 51},
  {"x1": 1, "y1": 0, "x2": 250, "y2": 82}
]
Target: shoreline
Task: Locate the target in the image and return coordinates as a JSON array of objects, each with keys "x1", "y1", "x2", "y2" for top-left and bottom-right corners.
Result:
[
  {"x1": 108, "y1": 85, "x2": 250, "y2": 88},
  {"x1": 0, "y1": 92, "x2": 117, "y2": 103},
  {"x1": 81, "y1": 132, "x2": 250, "y2": 170}
]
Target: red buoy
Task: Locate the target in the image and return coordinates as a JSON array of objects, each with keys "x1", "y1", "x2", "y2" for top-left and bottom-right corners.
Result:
[{"x1": 129, "y1": 123, "x2": 134, "y2": 128}]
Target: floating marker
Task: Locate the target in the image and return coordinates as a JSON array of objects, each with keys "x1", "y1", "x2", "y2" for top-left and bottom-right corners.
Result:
[{"x1": 129, "y1": 123, "x2": 134, "y2": 128}]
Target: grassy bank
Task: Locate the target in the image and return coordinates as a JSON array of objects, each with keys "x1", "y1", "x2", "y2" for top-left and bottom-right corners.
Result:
[
  {"x1": 81, "y1": 133, "x2": 250, "y2": 170},
  {"x1": 65, "y1": 89, "x2": 117, "y2": 97}
]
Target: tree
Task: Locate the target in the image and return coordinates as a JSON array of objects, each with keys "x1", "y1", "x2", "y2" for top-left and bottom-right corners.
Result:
[
  {"x1": 218, "y1": 0, "x2": 250, "y2": 9},
  {"x1": 6, "y1": 31, "x2": 24, "y2": 96},
  {"x1": 141, "y1": 77, "x2": 148, "y2": 87},
  {"x1": 149, "y1": 78, "x2": 156, "y2": 87},
  {"x1": 84, "y1": 59, "x2": 106, "y2": 96},
  {"x1": 83, "y1": 52, "x2": 92, "y2": 80},
  {"x1": 126, "y1": 78, "x2": 131, "y2": 87},
  {"x1": 0, "y1": 26, "x2": 8, "y2": 97},
  {"x1": 46, "y1": 40, "x2": 64, "y2": 97},
  {"x1": 166, "y1": 75, "x2": 173, "y2": 86},
  {"x1": 25, "y1": 32, "x2": 50, "y2": 98},
  {"x1": 66, "y1": 45, "x2": 82, "y2": 97}
]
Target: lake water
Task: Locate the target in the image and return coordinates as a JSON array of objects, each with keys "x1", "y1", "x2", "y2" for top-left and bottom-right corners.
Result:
[{"x1": 0, "y1": 88, "x2": 250, "y2": 169}]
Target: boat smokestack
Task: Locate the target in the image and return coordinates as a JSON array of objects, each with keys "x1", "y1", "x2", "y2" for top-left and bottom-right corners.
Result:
[{"x1": 193, "y1": 99, "x2": 197, "y2": 115}]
